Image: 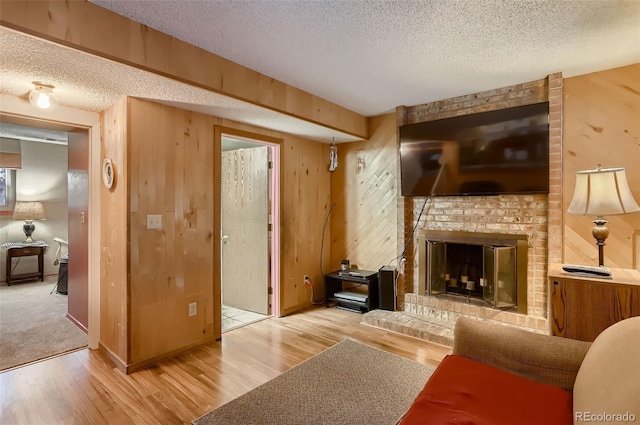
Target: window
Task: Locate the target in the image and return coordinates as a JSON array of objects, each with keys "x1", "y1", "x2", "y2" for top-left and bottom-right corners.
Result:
[
  {"x1": 0, "y1": 168, "x2": 16, "y2": 214},
  {"x1": 0, "y1": 168, "x2": 6, "y2": 205}
]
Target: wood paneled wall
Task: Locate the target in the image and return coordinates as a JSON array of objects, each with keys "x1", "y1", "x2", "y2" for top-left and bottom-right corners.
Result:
[
  {"x1": 127, "y1": 99, "x2": 216, "y2": 367},
  {"x1": 0, "y1": 0, "x2": 366, "y2": 139},
  {"x1": 99, "y1": 97, "x2": 331, "y2": 369},
  {"x1": 330, "y1": 114, "x2": 398, "y2": 271},
  {"x1": 100, "y1": 97, "x2": 129, "y2": 365},
  {"x1": 563, "y1": 64, "x2": 640, "y2": 268},
  {"x1": 279, "y1": 135, "x2": 332, "y2": 314}
]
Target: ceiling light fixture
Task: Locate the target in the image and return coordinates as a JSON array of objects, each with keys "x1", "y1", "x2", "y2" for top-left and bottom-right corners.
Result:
[{"x1": 28, "y1": 82, "x2": 57, "y2": 110}]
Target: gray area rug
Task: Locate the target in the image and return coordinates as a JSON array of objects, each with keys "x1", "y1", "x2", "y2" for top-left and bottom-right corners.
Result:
[
  {"x1": 193, "y1": 339, "x2": 434, "y2": 425},
  {"x1": 0, "y1": 280, "x2": 88, "y2": 371}
]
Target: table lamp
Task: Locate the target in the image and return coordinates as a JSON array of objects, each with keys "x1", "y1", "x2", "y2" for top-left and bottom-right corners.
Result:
[
  {"x1": 12, "y1": 201, "x2": 46, "y2": 242},
  {"x1": 568, "y1": 165, "x2": 640, "y2": 266}
]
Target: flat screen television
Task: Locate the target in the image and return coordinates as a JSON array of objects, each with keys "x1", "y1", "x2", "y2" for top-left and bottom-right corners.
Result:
[{"x1": 399, "y1": 102, "x2": 549, "y2": 196}]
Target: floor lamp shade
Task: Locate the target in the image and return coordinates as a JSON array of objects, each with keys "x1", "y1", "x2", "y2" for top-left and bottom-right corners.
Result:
[
  {"x1": 12, "y1": 201, "x2": 46, "y2": 242},
  {"x1": 567, "y1": 165, "x2": 640, "y2": 266}
]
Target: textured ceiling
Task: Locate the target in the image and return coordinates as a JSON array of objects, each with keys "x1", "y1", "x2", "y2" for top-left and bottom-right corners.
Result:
[
  {"x1": 89, "y1": 0, "x2": 640, "y2": 116},
  {"x1": 2, "y1": 1, "x2": 638, "y2": 145}
]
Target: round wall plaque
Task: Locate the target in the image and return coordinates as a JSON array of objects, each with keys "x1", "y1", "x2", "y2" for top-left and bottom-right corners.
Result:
[{"x1": 102, "y1": 158, "x2": 116, "y2": 189}]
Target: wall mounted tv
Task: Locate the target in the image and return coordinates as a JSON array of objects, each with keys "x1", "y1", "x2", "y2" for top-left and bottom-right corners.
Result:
[{"x1": 399, "y1": 102, "x2": 550, "y2": 197}]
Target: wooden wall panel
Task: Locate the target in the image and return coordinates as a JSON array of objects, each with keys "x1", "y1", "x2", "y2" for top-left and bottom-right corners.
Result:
[
  {"x1": 0, "y1": 0, "x2": 367, "y2": 138},
  {"x1": 128, "y1": 99, "x2": 216, "y2": 364},
  {"x1": 564, "y1": 64, "x2": 640, "y2": 268},
  {"x1": 115, "y1": 98, "x2": 331, "y2": 368},
  {"x1": 99, "y1": 97, "x2": 128, "y2": 363},
  {"x1": 330, "y1": 114, "x2": 398, "y2": 272},
  {"x1": 279, "y1": 135, "x2": 332, "y2": 315}
]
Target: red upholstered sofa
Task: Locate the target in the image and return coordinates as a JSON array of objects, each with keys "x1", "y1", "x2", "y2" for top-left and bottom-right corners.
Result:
[{"x1": 398, "y1": 316, "x2": 640, "y2": 425}]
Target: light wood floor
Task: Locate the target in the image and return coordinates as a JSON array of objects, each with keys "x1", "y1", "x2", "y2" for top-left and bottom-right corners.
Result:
[{"x1": 0, "y1": 307, "x2": 450, "y2": 425}]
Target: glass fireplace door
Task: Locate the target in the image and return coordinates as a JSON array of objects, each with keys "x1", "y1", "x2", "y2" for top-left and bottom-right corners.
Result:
[
  {"x1": 483, "y1": 245, "x2": 517, "y2": 308},
  {"x1": 427, "y1": 241, "x2": 446, "y2": 295}
]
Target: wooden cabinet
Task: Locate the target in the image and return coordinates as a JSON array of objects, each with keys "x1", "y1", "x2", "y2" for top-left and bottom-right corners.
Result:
[{"x1": 548, "y1": 264, "x2": 640, "y2": 342}]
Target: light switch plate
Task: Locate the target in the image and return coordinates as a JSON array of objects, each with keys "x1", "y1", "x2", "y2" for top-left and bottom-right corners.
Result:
[
  {"x1": 188, "y1": 302, "x2": 197, "y2": 317},
  {"x1": 146, "y1": 214, "x2": 162, "y2": 229}
]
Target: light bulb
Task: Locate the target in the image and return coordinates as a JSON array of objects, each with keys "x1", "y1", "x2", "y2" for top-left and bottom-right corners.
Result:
[
  {"x1": 35, "y1": 92, "x2": 50, "y2": 108},
  {"x1": 29, "y1": 83, "x2": 57, "y2": 110}
]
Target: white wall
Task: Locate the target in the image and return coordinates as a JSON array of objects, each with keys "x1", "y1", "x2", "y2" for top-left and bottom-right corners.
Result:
[{"x1": 0, "y1": 140, "x2": 68, "y2": 281}]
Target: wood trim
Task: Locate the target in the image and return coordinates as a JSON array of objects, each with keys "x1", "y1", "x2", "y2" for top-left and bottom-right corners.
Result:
[
  {"x1": 0, "y1": 152, "x2": 21, "y2": 169},
  {"x1": 66, "y1": 313, "x2": 88, "y2": 334},
  {"x1": 126, "y1": 336, "x2": 217, "y2": 374},
  {"x1": 215, "y1": 126, "x2": 284, "y2": 318},
  {"x1": 213, "y1": 126, "x2": 223, "y2": 339},
  {"x1": 217, "y1": 126, "x2": 283, "y2": 145},
  {"x1": 0, "y1": 94, "x2": 102, "y2": 350},
  {"x1": 0, "y1": 1, "x2": 367, "y2": 139},
  {"x1": 98, "y1": 342, "x2": 127, "y2": 374}
]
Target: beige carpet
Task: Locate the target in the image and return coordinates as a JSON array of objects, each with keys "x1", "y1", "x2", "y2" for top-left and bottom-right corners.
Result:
[
  {"x1": 0, "y1": 279, "x2": 88, "y2": 371},
  {"x1": 193, "y1": 339, "x2": 434, "y2": 425}
]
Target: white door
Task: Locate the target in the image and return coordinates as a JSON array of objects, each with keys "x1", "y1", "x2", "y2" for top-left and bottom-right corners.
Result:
[{"x1": 221, "y1": 145, "x2": 269, "y2": 314}]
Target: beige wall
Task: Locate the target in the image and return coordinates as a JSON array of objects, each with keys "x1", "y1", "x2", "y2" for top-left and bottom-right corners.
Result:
[
  {"x1": 0, "y1": 140, "x2": 68, "y2": 281},
  {"x1": 563, "y1": 64, "x2": 640, "y2": 268}
]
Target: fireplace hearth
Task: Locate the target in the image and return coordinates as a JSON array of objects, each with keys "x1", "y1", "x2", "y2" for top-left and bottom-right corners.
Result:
[{"x1": 418, "y1": 230, "x2": 528, "y2": 314}]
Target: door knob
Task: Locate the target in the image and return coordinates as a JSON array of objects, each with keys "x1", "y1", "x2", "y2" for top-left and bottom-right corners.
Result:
[{"x1": 222, "y1": 235, "x2": 229, "y2": 243}]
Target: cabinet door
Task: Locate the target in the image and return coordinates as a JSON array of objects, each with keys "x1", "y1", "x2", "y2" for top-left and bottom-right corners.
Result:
[
  {"x1": 550, "y1": 278, "x2": 640, "y2": 342},
  {"x1": 427, "y1": 241, "x2": 446, "y2": 295}
]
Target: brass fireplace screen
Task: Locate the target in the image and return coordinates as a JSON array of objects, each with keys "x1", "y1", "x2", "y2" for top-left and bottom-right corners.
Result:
[{"x1": 418, "y1": 230, "x2": 528, "y2": 314}]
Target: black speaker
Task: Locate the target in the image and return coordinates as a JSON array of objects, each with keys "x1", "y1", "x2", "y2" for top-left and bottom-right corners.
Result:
[{"x1": 378, "y1": 266, "x2": 397, "y2": 311}]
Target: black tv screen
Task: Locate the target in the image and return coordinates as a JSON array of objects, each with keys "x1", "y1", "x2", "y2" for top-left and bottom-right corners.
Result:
[{"x1": 399, "y1": 102, "x2": 549, "y2": 196}]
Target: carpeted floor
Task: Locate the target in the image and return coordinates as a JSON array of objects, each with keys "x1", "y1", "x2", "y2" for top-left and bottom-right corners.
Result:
[
  {"x1": 193, "y1": 339, "x2": 434, "y2": 425},
  {"x1": 0, "y1": 278, "x2": 88, "y2": 371}
]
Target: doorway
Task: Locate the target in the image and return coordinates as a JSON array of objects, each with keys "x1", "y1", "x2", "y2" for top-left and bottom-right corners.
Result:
[
  {"x1": 0, "y1": 120, "x2": 91, "y2": 369},
  {"x1": 0, "y1": 96, "x2": 101, "y2": 350},
  {"x1": 220, "y1": 131, "x2": 280, "y2": 333}
]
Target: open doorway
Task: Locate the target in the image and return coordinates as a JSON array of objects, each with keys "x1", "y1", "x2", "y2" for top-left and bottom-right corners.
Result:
[
  {"x1": 0, "y1": 96, "x2": 100, "y2": 360},
  {"x1": 0, "y1": 120, "x2": 90, "y2": 370},
  {"x1": 220, "y1": 131, "x2": 280, "y2": 333}
]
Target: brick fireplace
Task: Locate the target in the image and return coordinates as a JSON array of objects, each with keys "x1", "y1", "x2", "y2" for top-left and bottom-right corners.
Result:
[{"x1": 392, "y1": 74, "x2": 563, "y2": 334}]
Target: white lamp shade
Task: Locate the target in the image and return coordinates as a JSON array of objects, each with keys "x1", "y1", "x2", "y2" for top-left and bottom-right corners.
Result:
[
  {"x1": 568, "y1": 166, "x2": 640, "y2": 216},
  {"x1": 12, "y1": 201, "x2": 46, "y2": 221}
]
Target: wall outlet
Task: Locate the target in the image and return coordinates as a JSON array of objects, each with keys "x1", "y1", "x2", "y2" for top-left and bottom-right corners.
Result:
[
  {"x1": 146, "y1": 214, "x2": 162, "y2": 229},
  {"x1": 303, "y1": 275, "x2": 312, "y2": 287},
  {"x1": 188, "y1": 302, "x2": 197, "y2": 317}
]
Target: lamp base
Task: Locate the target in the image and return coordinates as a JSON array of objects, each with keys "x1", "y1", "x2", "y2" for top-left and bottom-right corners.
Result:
[
  {"x1": 592, "y1": 216, "x2": 609, "y2": 267},
  {"x1": 23, "y1": 220, "x2": 35, "y2": 243}
]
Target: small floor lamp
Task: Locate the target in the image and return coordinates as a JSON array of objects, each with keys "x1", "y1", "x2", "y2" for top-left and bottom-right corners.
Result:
[
  {"x1": 12, "y1": 201, "x2": 46, "y2": 242},
  {"x1": 568, "y1": 165, "x2": 640, "y2": 266}
]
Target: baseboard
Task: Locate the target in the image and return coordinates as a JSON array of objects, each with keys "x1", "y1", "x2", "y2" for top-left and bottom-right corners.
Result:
[
  {"x1": 98, "y1": 343, "x2": 127, "y2": 374},
  {"x1": 126, "y1": 336, "x2": 217, "y2": 374},
  {"x1": 66, "y1": 313, "x2": 88, "y2": 334}
]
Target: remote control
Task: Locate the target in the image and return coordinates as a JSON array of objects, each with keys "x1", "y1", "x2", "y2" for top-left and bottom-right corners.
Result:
[{"x1": 561, "y1": 264, "x2": 612, "y2": 279}]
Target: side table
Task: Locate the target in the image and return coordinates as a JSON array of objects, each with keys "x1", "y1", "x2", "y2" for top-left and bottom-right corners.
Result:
[{"x1": 3, "y1": 242, "x2": 47, "y2": 285}]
